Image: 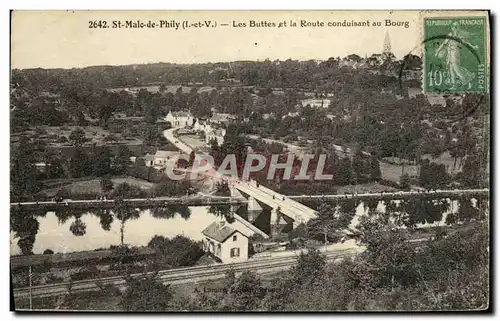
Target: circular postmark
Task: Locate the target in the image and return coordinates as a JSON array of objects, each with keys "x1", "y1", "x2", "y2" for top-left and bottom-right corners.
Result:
[{"x1": 398, "y1": 33, "x2": 488, "y2": 122}]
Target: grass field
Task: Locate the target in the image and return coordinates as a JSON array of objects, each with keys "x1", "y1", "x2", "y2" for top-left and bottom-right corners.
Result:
[
  {"x1": 334, "y1": 183, "x2": 398, "y2": 194},
  {"x1": 40, "y1": 176, "x2": 154, "y2": 197},
  {"x1": 380, "y1": 162, "x2": 419, "y2": 183},
  {"x1": 26, "y1": 125, "x2": 143, "y2": 148},
  {"x1": 380, "y1": 151, "x2": 462, "y2": 183},
  {"x1": 421, "y1": 152, "x2": 462, "y2": 176}
]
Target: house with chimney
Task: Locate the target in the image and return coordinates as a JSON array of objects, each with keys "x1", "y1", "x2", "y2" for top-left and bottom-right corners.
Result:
[
  {"x1": 209, "y1": 112, "x2": 237, "y2": 126},
  {"x1": 205, "y1": 128, "x2": 226, "y2": 147},
  {"x1": 202, "y1": 220, "x2": 250, "y2": 263},
  {"x1": 165, "y1": 111, "x2": 194, "y2": 128},
  {"x1": 143, "y1": 150, "x2": 182, "y2": 169},
  {"x1": 193, "y1": 118, "x2": 212, "y2": 133}
]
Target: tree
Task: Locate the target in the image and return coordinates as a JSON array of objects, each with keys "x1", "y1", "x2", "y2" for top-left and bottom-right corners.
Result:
[
  {"x1": 113, "y1": 182, "x2": 146, "y2": 199},
  {"x1": 113, "y1": 198, "x2": 141, "y2": 245},
  {"x1": 291, "y1": 249, "x2": 326, "y2": 285},
  {"x1": 400, "y1": 173, "x2": 411, "y2": 191},
  {"x1": 220, "y1": 271, "x2": 265, "y2": 311},
  {"x1": 336, "y1": 157, "x2": 354, "y2": 185},
  {"x1": 352, "y1": 149, "x2": 367, "y2": 181},
  {"x1": 147, "y1": 235, "x2": 204, "y2": 267},
  {"x1": 92, "y1": 148, "x2": 113, "y2": 176},
  {"x1": 10, "y1": 136, "x2": 42, "y2": 201},
  {"x1": 419, "y1": 160, "x2": 449, "y2": 189},
  {"x1": 347, "y1": 54, "x2": 362, "y2": 62},
  {"x1": 355, "y1": 214, "x2": 419, "y2": 287},
  {"x1": 11, "y1": 208, "x2": 40, "y2": 255},
  {"x1": 369, "y1": 155, "x2": 381, "y2": 181},
  {"x1": 208, "y1": 204, "x2": 234, "y2": 223},
  {"x1": 45, "y1": 152, "x2": 65, "y2": 179},
  {"x1": 457, "y1": 153, "x2": 487, "y2": 188},
  {"x1": 306, "y1": 202, "x2": 344, "y2": 243},
  {"x1": 446, "y1": 197, "x2": 483, "y2": 224},
  {"x1": 113, "y1": 146, "x2": 132, "y2": 174},
  {"x1": 100, "y1": 176, "x2": 114, "y2": 194},
  {"x1": 69, "y1": 217, "x2": 87, "y2": 236},
  {"x1": 97, "y1": 90, "x2": 115, "y2": 125},
  {"x1": 148, "y1": 180, "x2": 190, "y2": 198},
  {"x1": 95, "y1": 209, "x2": 114, "y2": 231},
  {"x1": 399, "y1": 198, "x2": 450, "y2": 228},
  {"x1": 120, "y1": 273, "x2": 173, "y2": 311},
  {"x1": 69, "y1": 147, "x2": 91, "y2": 178},
  {"x1": 68, "y1": 127, "x2": 87, "y2": 147},
  {"x1": 215, "y1": 181, "x2": 230, "y2": 196}
]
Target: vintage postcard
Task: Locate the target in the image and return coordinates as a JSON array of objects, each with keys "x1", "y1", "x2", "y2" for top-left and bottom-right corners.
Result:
[{"x1": 10, "y1": 10, "x2": 490, "y2": 312}]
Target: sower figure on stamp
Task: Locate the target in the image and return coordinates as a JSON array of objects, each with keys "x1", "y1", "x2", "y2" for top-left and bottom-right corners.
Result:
[{"x1": 435, "y1": 22, "x2": 478, "y2": 90}]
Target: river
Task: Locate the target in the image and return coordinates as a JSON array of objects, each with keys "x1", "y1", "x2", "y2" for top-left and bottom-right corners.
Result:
[
  {"x1": 10, "y1": 206, "x2": 219, "y2": 255},
  {"x1": 10, "y1": 198, "x2": 470, "y2": 256}
]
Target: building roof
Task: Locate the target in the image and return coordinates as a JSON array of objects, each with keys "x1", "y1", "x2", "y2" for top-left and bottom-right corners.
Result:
[
  {"x1": 143, "y1": 154, "x2": 155, "y2": 161},
  {"x1": 170, "y1": 111, "x2": 192, "y2": 118},
  {"x1": 155, "y1": 150, "x2": 180, "y2": 159},
  {"x1": 207, "y1": 128, "x2": 226, "y2": 137},
  {"x1": 211, "y1": 113, "x2": 236, "y2": 122},
  {"x1": 300, "y1": 98, "x2": 331, "y2": 108},
  {"x1": 202, "y1": 221, "x2": 246, "y2": 243}
]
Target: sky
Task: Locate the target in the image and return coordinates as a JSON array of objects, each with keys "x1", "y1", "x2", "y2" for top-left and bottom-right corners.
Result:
[{"x1": 9, "y1": 10, "x2": 485, "y2": 70}]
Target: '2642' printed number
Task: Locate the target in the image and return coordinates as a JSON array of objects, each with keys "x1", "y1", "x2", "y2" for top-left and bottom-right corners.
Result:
[{"x1": 89, "y1": 20, "x2": 108, "y2": 28}]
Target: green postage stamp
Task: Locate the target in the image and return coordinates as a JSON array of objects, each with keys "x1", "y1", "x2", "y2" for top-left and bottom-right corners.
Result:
[{"x1": 424, "y1": 16, "x2": 488, "y2": 93}]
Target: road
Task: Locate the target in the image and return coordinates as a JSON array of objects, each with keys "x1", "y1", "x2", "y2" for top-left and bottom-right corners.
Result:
[
  {"x1": 287, "y1": 188, "x2": 490, "y2": 201},
  {"x1": 163, "y1": 129, "x2": 318, "y2": 222},
  {"x1": 163, "y1": 127, "x2": 193, "y2": 154},
  {"x1": 12, "y1": 189, "x2": 489, "y2": 211},
  {"x1": 226, "y1": 179, "x2": 317, "y2": 224},
  {"x1": 246, "y1": 134, "x2": 371, "y2": 157},
  {"x1": 13, "y1": 248, "x2": 359, "y2": 299},
  {"x1": 11, "y1": 195, "x2": 248, "y2": 210}
]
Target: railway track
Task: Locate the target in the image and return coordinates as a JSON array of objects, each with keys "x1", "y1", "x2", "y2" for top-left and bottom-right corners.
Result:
[{"x1": 13, "y1": 249, "x2": 358, "y2": 299}]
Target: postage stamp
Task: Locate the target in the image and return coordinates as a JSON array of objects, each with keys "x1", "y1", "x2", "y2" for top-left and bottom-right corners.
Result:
[
  {"x1": 10, "y1": 10, "x2": 490, "y2": 312},
  {"x1": 423, "y1": 16, "x2": 488, "y2": 93}
]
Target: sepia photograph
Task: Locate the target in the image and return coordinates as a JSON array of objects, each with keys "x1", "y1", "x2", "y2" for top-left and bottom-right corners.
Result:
[{"x1": 9, "y1": 10, "x2": 490, "y2": 312}]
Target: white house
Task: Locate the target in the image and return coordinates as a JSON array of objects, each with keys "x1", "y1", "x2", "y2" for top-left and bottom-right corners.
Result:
[
  {"x1": 210, "y1": 113, "x2": 237, "y2": 126},
  {"x1": 34, "y1": 162, "x2": 47, "y2": 173},
  {"x1": 143, "y1": 150, "x2": 182, "y2": 169},
  {"x1": 165, "y1": 111, "x2": 194, "y2": 128},
  {"x1": 300, "y1": 98, "x2": 331, "y2": 109},
  {"x1": 282, "y1": 111, "x2": 299, "y2": 119},
  {"x1": 193, "y1": 118, "x2": 212, "y2": 133},
  {"x1": 206, "y1": 128, "x2": 226, "y2": 146},
  {"x1": 202, "y1": 220, "x2": 249, "y2": 263}
]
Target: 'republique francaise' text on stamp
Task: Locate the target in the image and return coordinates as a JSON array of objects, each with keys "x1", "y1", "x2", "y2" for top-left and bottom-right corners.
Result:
[{"x1": 424, "y1": 16, "x2": 488, "y2": 93}]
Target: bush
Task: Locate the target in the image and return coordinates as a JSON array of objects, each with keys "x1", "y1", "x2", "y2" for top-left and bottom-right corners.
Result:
[
  {"x1": 147, "y1": 235, "x2": 204, "y2": 267},
  {"x1": 43, "y1": 249, "x2": 54, "y2": 255},
  {"x1": 148, "y1": 180, "x2": 190, "y2": 197},
  {"x1": 112, "y1": 182, "x2": 147, "y2": 198},
  {"x1": 70, "y1": 266, "x2": 100, "y2": 281},
  {"x1": 45, "y1": 273, "x2": 64, "y2": 284}
]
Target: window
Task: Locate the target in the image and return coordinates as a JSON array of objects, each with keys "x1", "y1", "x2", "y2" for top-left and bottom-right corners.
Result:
[
  {"x1": 230, "y1": 248, "x2": 240, "y2": 257},
  {"x1": 216, "y1": 244, "x2": 221, "y2": 257},
  {"x1": 233, "y1": 235, "x2": 237, "y2": 241}
]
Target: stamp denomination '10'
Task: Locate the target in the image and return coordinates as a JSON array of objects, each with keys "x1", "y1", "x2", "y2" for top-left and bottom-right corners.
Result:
[{"x1": 424, "y1": 16, "x2": 488, "y2": 93}]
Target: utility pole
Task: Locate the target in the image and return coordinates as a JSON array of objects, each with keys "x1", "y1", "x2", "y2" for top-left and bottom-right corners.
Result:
[
  {"x1": 323, "y1": 227, "x2": 328, "y2": 253},
  {"x1": 29, "y1": 265, "x2": 33, "y2": 310}
]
